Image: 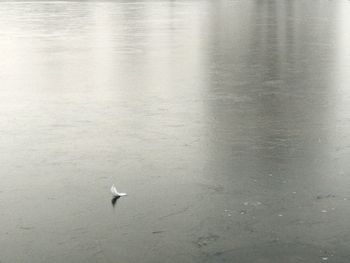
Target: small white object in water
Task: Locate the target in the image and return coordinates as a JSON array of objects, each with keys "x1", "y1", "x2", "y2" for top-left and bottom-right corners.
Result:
[
  {"x1": 110, "y1": 184, "x2": 127, "y2": 197},
  {"x1": 321, "y1": 210, "x2": 328, "y2": 213},
  {"x1": 278, "y1": 214, "x2": 283, "y2": 217},
  {"x1": 322, "y1": 257, "x2": 328, "y2": 261}
]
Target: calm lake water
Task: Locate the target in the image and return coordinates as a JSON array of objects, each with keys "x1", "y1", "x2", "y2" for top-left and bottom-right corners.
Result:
[{"x1": 1, "y1": 1, "x2": 350, "y2": 262}]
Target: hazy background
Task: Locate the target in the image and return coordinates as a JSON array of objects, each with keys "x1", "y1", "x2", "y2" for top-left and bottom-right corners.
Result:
[{"x1": 1, "y1": 1, "x2": 350, "y2": 262}]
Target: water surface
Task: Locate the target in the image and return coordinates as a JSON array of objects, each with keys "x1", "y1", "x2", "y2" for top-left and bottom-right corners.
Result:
[{"x1": 1, "y1": 1, "x2": 350, "y2": 262}]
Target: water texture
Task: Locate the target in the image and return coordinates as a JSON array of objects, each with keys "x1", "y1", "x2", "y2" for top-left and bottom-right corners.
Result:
[{"x1": 1, "y1": 1, "x2": 350, "y2": 262}]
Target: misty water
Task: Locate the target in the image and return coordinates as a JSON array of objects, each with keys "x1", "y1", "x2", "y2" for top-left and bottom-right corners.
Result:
[{"x1": 1, "y1": 1, "x2": 350, "y2": 262}]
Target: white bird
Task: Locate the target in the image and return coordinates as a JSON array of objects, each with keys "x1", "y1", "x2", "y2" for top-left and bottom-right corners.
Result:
[{"x1": 110, "y1": 184, "x2": 127, "y2": 197}]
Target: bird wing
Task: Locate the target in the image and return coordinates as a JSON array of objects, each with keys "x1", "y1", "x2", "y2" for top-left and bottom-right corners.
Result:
[
  {"x1": 110, "y1": 185, "x2": 119, "y2": 196},
  {"x1": 110, "y1": 185, "x2": 127, "y2": 196}
]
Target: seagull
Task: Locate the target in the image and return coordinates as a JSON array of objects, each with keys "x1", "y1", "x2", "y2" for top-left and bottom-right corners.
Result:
[{"x1": 110, "y1": 184, "x2": 127, "y2": 197}]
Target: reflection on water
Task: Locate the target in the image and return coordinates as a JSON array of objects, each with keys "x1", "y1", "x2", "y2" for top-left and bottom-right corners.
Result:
[
  {"x1": 1, "y1": 1, "x2": 350, "y2": 262},
  {"x1": 111, "y1": 196, "x2": 120, "y2": 207}
]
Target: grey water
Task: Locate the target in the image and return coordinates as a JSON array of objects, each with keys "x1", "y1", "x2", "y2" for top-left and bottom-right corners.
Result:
[{"x1": 1, "y1": 0, "x2": 350, "y2": 262}]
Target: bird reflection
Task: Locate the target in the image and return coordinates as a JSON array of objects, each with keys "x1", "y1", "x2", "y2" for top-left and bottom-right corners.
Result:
[{"x1": 111, "y1": 196, "x2": 120, "y2": 207}]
